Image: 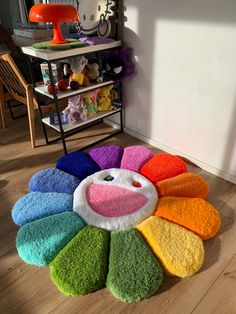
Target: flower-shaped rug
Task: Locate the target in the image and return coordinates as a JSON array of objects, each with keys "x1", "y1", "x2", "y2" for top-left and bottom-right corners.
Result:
[{"x1": 12, "y1": 145, "x2": 221, "y2": 302}]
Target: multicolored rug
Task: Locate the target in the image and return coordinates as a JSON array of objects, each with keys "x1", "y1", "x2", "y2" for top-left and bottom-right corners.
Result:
[{"x1": 12, "y1": 145, "x2": 221, "y2": 302}]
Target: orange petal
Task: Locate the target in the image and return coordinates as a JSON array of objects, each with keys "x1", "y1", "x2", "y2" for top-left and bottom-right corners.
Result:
[
  {"x1": 140, "y1": 154, "x2": 187, "y2": 183},
  {"x1": 155, "y1": 196, "x2": 221, "y2": 240},
  {"x1": 156, "y1": 172, "x2": 209, "y2": 199}
]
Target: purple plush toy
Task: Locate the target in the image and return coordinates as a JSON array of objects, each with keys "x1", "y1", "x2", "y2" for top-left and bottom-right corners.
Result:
[{"x1": 103, "y1": 47, "x2": 135, "y2": 81}]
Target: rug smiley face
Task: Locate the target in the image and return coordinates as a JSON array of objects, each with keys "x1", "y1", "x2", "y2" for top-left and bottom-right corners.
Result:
[
  {"x1": 12, "y1": 145, "x2": 221, "y2": 302},
  {"x1": 73, "y1": 168, "x2": 158, "y2": 230}
]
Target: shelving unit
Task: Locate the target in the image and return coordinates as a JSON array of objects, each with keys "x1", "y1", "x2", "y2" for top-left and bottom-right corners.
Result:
[{"x1": 22, "y1": 40, "x2": 123, "y2": 154}]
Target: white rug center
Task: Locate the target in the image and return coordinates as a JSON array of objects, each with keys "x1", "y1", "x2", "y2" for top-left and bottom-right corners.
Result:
[{"x1": 73, "y1": 168, "x2": 158, "y2": 230}]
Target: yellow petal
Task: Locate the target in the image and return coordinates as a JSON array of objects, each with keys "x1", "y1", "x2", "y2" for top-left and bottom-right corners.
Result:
[{"x1": 137, "y1": 216, "x2": 204, "y2": 278}]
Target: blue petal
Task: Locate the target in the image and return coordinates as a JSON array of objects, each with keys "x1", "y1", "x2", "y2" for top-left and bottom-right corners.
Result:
[
  {"x1": 56, "y1": 150, "x2": 100, "y2": 181},
  {"x1": 29, "y1": 168, "x2": 80, "y2": 194},
  {"x1": 12, "y1": 192, "x2": 73, "y2": 226}
]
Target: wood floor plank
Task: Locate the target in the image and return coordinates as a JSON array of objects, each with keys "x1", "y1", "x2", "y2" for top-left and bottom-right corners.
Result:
[
  {"x1": 49, "y1": 289, "x2": 128, "y2": 314},
  {"x1": 192, "y1": 194, "x2": 236, "y2": 314},
  {"x1": 193, "y1": 254, "x2": 236, "y2": 314},
  {"x1": 0, "y1": 268, "x2": 66, "y2": 314},
  {"x1": 0, "y1": 249, "x2": 40, "y2": 294}
]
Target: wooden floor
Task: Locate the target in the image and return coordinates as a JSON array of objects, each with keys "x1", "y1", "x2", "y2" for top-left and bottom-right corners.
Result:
[{"x1": 1, "y1": 110, "x2": 236, "y2": 314}]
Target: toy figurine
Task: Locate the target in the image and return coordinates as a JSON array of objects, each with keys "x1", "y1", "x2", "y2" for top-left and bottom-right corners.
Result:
[
  {"x1": 97, "y1": 85, "x2": 114, "y2": 111},
  {"x1": 79, "y1": 104, "x2": 87, "y2": 121},
  {"x1": 69, "y1": 56, "x2": 90, "y2": 89},
  {"x1": 111, "y1": 85, "x2": 122, "y2": 108},
  {"x1": 87, "y1": 63, "x2": 100, "y2": 81},
  {"x1": 81, "y1": 90, "x2": 100, "y2": 115},
  {"x1": 63, "y1": 95, "x2": 81, "y2": 124},
  {"x1": 103, "y1": 47, "x2": 135, "y2": 81}
]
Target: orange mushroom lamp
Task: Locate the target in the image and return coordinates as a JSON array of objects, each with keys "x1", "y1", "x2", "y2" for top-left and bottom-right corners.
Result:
[{"x1": 29, "y1": 4, "x2": 79, "y2": 45}]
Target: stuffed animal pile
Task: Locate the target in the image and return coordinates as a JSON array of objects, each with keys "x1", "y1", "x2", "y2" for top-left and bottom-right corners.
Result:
[{"x1": 63, "y1": 84, "x2": 121, "y2": 124}]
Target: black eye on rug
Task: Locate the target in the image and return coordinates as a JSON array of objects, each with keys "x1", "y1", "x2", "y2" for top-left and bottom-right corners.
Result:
[{"x1": 104, "y1": 175, "x2": 114, "y2": 181}]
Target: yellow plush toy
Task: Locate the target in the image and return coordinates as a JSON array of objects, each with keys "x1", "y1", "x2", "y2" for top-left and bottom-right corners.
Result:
[
  {"x1": 97, "y1": 85, "x2": 114, "y2": 111},
  {"x1": 69, "y1": 56, "x2": 90, "y2": 88}
]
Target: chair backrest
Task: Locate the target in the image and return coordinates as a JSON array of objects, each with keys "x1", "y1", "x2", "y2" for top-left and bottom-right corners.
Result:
[{"x1": 0, "y1": 53, "x2": 28, "y2": 104}]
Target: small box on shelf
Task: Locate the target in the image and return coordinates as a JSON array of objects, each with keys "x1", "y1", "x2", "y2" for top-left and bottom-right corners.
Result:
[
  {"x1": 40, "y1": 62, "x2": 62, "y2": 86},
  {"x1": 49, "y1": 112, "x2": 68, "y2": 125}
]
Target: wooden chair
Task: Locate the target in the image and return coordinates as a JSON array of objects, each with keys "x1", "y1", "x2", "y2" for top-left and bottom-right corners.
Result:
[{"x1": 0, "y1": 53, "x2": 37, "y2": 148}]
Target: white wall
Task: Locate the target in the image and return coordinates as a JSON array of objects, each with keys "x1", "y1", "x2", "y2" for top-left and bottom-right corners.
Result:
[{"x1": 122, "y1": 0, "x2": 236, "y2": 184}]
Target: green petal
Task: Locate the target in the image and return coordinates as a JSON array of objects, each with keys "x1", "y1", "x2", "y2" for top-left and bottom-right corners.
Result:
[
  {"x1": 16, "y1": 212, "x2": 85, "y2": 266},
  {"x1": 107, "y1": 229, "x2": 164, "y2": 302},
  {"x1": 50, "y1": 226, "x2": 110, "y2": 296}
]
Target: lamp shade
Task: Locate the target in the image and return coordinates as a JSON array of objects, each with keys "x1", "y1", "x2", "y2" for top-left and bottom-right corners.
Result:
[
  {"x1": 29, "y1": 4, "x2": 79, "y2": 23},
  {"x1": 29, "y1": 4, "x2": 79, "y2": 45}
]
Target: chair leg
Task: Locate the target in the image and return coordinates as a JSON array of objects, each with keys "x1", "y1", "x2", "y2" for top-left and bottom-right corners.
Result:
[
  {"x1": 26, "y1": 85, "x2": 36, "y2": 148},
  {"x1": 0, "y1": 81, "x2": 7, "y2": 128}
]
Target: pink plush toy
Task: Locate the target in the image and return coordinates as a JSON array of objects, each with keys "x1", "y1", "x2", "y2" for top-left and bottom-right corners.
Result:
[{"x1": 63, "y1": 95, "x2": 82, "y2": 124}]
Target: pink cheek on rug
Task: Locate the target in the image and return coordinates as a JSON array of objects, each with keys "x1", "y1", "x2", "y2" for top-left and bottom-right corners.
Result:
[{"x1": 86, "y1": 184, "x2": 148, "y2": 217}]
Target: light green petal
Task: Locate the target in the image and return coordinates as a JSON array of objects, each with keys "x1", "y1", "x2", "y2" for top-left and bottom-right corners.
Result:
[{"x1": 50, "y1": 226, "x2": 110, "y2": 296}]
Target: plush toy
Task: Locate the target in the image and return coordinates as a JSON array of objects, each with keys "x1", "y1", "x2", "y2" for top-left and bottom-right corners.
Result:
[
  {"x1": 87, "y1": 63, "x2": 100, "y2": 81},
  {"x1": 103, "y1": 47, "x2": 135, "y2": 81},
  {"x1": 70, "y1": 80, "x2": 80, "y2": 90},
  {"x1": 97, "y1": 85, "x2": 114, "y2": 111},
  {"x1": 63, "y1": 95, "x2": 81, "y2": 124},
  {"x1": 110, "y1": 85, "x2": 122, "y2": 108},
  {"x1": 105, "y1": 56, "x2": 123, "y2": 80},
  {"x1": 69, "y1": 56, "x2": 90, "y2": 89},
  {"x1": 79, "y1": 104, "x2": 87, "y2": 121},
  {"x1": 81, "y1": 90, "x2": 100, "y2": 115},
  {"x1": 57, "y1": 79, "x2": 68, "y2": 91}
]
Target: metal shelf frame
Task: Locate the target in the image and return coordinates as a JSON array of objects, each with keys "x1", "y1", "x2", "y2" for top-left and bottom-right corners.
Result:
[{"x1": 25, "y1": 41, "x2": 123, "y2": 155}]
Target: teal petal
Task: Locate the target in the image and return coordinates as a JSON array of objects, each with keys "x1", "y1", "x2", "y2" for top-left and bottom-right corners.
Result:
[{"x1": 16, "y1": 212, "x2": 85, "y2": 266}]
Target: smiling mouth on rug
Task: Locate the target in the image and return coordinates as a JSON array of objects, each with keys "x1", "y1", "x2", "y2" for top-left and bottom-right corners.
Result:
[{"x1": 86, "y1": 183, "x2": 148, "y2": 217}]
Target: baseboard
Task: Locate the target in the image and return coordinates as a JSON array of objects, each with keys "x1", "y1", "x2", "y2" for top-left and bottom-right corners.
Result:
[{"x1": 124, "y1": 126, "x2": 236, "y2": 185}]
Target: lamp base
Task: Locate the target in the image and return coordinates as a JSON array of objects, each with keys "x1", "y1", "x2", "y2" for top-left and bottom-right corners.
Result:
[
  {"x1": 51, "y1": 22, "x2": 67, "y2": 45},
  {"x1": 50, "y1": 39, "x2": 68, "y2": 45}
]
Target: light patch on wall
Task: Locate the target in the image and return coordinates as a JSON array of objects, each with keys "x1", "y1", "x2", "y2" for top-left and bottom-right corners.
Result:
[
  {"x1": 124, "y1": 6, "x2": 139, "y2": 34},
  {"x1": 148, "y1": 18, "x2": 236, "y2": 173}
]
